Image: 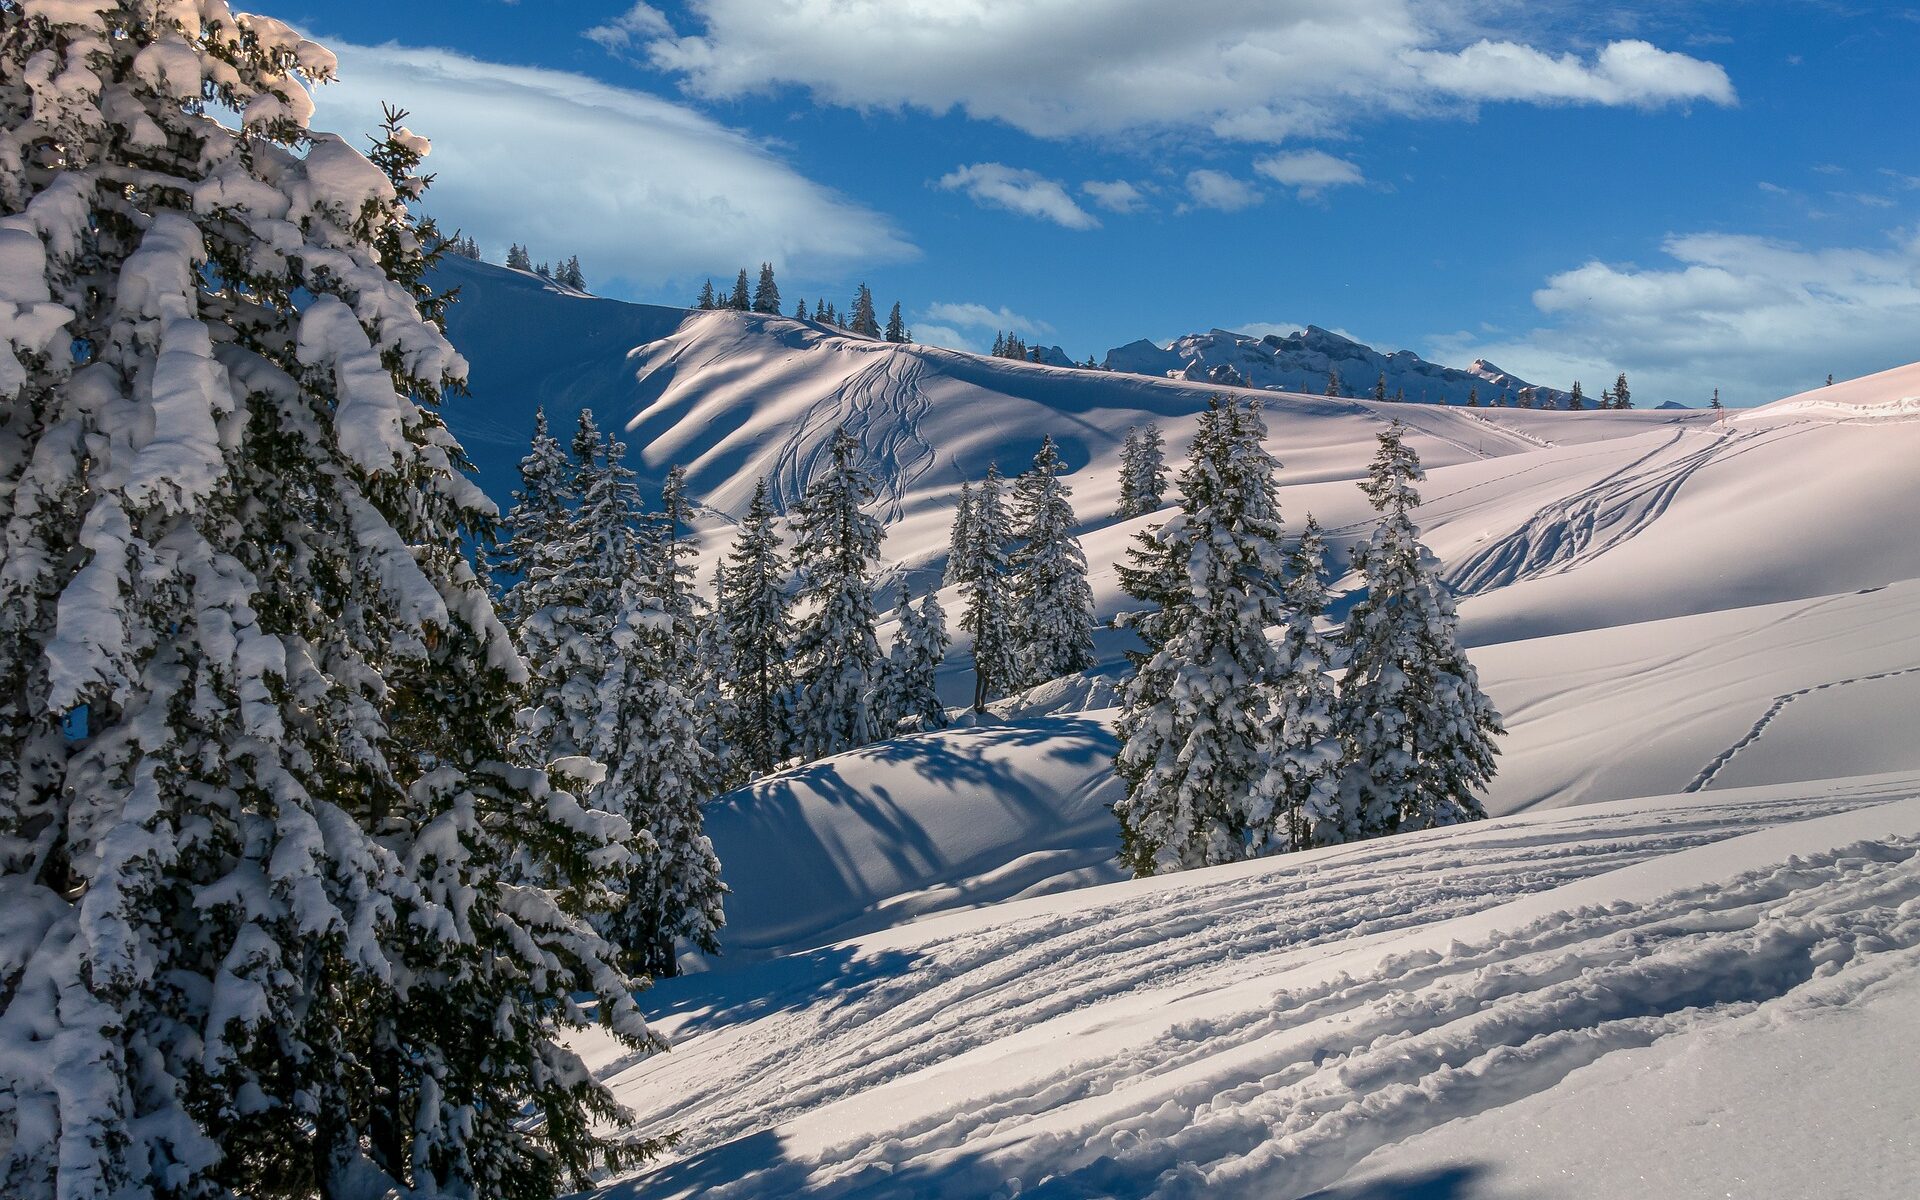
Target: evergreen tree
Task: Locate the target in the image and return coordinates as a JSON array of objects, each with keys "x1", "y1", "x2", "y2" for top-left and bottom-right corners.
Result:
[
  {"x1": 720, "y1": 479, "x2": 794, "y2": 776},
  {"x1": 848, "y1": 283, "x2": 881, "y2": 337},
  {"x1": 1614, "y1": 372, "x2": 1632, "y2": 409},
  {"x1": 1335, "y1": 424, "x2": 1503, "y2": 837},
  {"x1": 1011, "y1": 437, "x2": 1096, "y2": 686},
  {"x1": 1517, "y1": 385, "x2": 1537, "y2": 409},
  {"x1": 558, "y1": 254, "x2": 585, "y2": 290},
  {"x1": 752, "y1": 261, "x2": 781, "y2": 314},
  {"x1": 956, "y1": 465, "x2": 1019, "y2": 710},
  {"x1": 0, "y1": 23, "x2": 659, "y2": 1197},
  {"x1": 1264, "y1": 515, "x2": 1345, "y2": 849},
  {"x1": 1568, "y1": 380, "x2": 1585, "y2": 410},
  {"x1": 1467, "y1": 385, "x2": 1480, "y2": 407},
  {"x1": 1373, "y1": 372, "x2": 1388, "y2": 401},
  {"x1": 992, "y1": 331, "x2": 1007, "y2": 357},
  {"x1": 795, "y1": 298, "x2": 809, "y2": 319},
  {"x1": 945, "y1": 480, "x2": 976, "y2": 584},
  {"x1": 815, "y1": 298, "x2": 829, "y2": 322},
  {"x1": 1113, "y1": 398, "x2": 1294, "y2": 875},
  {"x1": 729, "y1": 268, "x2": 751, "y2": 311},
  {"x1": 594, "y1": 471, "x2": 726, "y2": 978},
  {"x1": 1117, "y1": 423, "x2": 1168, "y2": 518},
  {"x1": 697, "y1": 278, "x2": 716, "y2": 309},
  {"x1": 1325, "y1": 369, "x2": 1342, "y2": 397},
  {"x1": 825, "y1": 302, "x2": 840, "y2": 325},
  {"x1": 873, "y1": 588, "x2": 950, "y2": 733},
  {"x1": 536, "y1": 260, "x2": 552, "y2": 278},
  {"x1": 790, "y1": 429, "x2": 886, "y2": 758},
  {"x1": 885, "y1": 301, "x2": 910, "y2": 343},
  {"x1": 1711, "y1": 387, "x2": 1723, "y2": 412},
  {"x1": 493, "y1": 408, "x2": 576, "y2": 632},
  {"x1": 507, "y1": 241, "x2": 533, "y2": 270}
]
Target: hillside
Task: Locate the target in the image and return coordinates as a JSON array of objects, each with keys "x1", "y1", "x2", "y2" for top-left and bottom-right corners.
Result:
[{"x1": 424, "y1": 265, "x2": 1920, "y2": 1198}]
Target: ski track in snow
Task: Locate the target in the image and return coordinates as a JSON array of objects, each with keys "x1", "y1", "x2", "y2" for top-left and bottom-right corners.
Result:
[
  {"x1": 603, "y1": 790, "x2": 1916, "y2": 1198},
  {"x1": 1686, "y1": 665, "x2": 1920, "y2": 793},
  {"x1": 1444, "y1": 424, "x2": 1815, "y2": 595},
  {"x1": 769, "y1": 350, "x2": 935, "y2": 522}
]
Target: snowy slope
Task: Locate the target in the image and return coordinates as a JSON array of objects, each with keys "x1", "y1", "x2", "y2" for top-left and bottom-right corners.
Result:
[{"x1": 589, "y1": 779, "x2": 1920, "y2": 1198}]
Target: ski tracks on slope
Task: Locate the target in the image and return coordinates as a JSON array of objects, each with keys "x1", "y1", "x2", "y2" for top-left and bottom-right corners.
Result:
[
  {"x1": 769, "y1": 350, "x2": 937, "y2": 522},
  {"x1": 1444, "y1": 424, "x2": 1813, "y2": 595},
  {"x1": 607, "y1": 791, "x2": 1915, "y2": 1198}
]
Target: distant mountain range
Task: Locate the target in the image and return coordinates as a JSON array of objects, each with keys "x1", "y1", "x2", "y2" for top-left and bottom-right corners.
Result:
[{"x1": 1103, "y1": 325, "x2": 1573, "y2": 408}]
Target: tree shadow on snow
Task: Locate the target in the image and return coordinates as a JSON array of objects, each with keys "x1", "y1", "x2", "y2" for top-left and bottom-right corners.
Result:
[{"x1": 1300, "y1": 1164, "x2": 1495, "y2": 1199}]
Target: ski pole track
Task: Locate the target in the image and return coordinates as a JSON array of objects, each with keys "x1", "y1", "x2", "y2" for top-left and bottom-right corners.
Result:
[
  {"x1": 1444, "y1": 424, "x2": 1815, "y2": 595},
  {"x1": 1686, "y1": 665, "x2": 1920, "y2": 793},
  {"x1": 636, "y1": 827, "x2": 1920, "y2": 1199},
  {"x1": 611, "y1": 791, "x2": 1909, "y2": 1195}
]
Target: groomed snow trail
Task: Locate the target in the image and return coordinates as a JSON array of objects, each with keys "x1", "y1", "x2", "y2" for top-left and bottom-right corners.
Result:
[{"x1": 598, "y1": 784, "x2": 1920, "y2": 1199}]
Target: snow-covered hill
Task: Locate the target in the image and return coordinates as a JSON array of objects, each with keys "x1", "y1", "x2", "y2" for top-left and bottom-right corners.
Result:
[
  {"x1": 428, "y1": 263, "x2": 1920, "y2": 1197},
  {"x1": 1104, "y1": 325, "x2": 1573, "y2": 408}
]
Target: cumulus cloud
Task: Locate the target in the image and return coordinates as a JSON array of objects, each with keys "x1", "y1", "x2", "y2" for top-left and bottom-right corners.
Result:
[
  {"x1": 1254, "y1": 149, "x2": 1365, "y2": 197},
  {"x1": 585, "y1": 3, "x2": 674, "y2": 53},
  {"x1": 641, "y1": 0, "x2": 1733, "y2": 142},
  {"x1": 306, "y1": 39, "x2": 914, "y2": 293},
  {"x1": 1082, "y1": 179, "x2": 1147, "y2": 213},
  {"x1": 937, "y1": 163, "x2": 1100, "y2": 229},
  {"x1": 1183, "y1": 169, "x2": 1263, "y2": 212},
  {"x1": 1432, "y1": 226, "x2": 1920, "y2": 404}
]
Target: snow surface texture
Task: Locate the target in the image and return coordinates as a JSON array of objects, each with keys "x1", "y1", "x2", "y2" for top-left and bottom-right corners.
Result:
[
  {"x1": 428, "y1": 265, "x2": 1920, "y2": 1196},
  {"x1": 590, "y1": 781, "x2": 1920, "y2": 1198}
]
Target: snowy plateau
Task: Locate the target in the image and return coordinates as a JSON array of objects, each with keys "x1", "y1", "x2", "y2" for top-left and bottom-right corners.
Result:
[{"x1": 423, "y1": 256, "x2": 1920, "y2": 1199}]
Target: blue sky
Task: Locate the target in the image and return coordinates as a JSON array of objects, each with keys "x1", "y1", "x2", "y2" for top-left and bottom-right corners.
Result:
[{"x1": 295, "y1": 1, "x2": 1920, "y2": 406}]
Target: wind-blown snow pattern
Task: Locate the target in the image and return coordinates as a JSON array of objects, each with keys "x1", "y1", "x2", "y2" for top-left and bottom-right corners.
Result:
[{"x1": 426, "y1": 265, "x2": 1920, "y2": 1197}]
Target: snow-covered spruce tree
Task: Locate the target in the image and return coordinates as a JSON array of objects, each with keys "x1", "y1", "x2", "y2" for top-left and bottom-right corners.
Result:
[
  {"x1": 1613, "y1": 371, "x2": 1632, "y2": 409},
  {"x1": 957, "y1": 464, "x2": 1019, "y2": 711},
  {"x1": 944, "y1": 479, "x2": 975, "y2": 585},
  {"x1": 505, "y1": 241, "x2": 532, "y2": 270},
  {"x1": 0, "y1": 12, "x2": 659, "y2": 1197},
  {"x1": 1112, "y1": 398, "x2": 1294, "y2": 876},
  {"x1": 1011, "y1": 436, "x2": 1096, "y2": 687},
  {"x1": 1335, "y1": 423, "x2": 1503, "y2": 837},
  {"x1": 751, "y1": 261, "x2": 780, "y2": 315},
  {"x1": 789, "y1": 428, "x2": 885, "y2": 759},
  {"x1": 696, "y1": 278, "x2": 715, "y2": 309},
  {"x1": 1263, "y1": 514, "x2": 1346, "y2": 850},
  {"x1": 1117, "y1": 423, "x2": 1166, "y2": 518},
  {"x1": 492, "y1": 407, "x2": 575, "y2": 632},
  {"x1": 592, "y1": 472, "x2": 726, "y2": 979},
  {"x1": 873, "y1": 587, "x2": 949, "y2": 734},
  {"x1": 884, "y1": 301, "x2": 908, "y2": 343},
  {"x1": 729, "y1": 267, "x2": 750, "y2": 310},
  {"x1": 721, "y1": 478, "x2": 793, "y2": 776},
  {"x1": 848, "y1": 283, "x2": 880, "y2": 337}
]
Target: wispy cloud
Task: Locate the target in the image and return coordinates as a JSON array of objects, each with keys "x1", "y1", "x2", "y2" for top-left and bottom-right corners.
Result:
[
  {"x1": 937, "y1": 163, "x2": 1100, "y2": 229},
  {"x1": 1182, "y1": 169, "x2": 1263, "y2": 212},
  {"x1": 1254, "y1": 149, "x2": 1365, "y2": 198}
]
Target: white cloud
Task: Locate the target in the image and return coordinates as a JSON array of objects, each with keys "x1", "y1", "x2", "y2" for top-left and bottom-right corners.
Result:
[
  {"x1": 913, "y1": 324, "x2": 981, "y2": 354},
  {"x1": 920, "y1": 301, "x2": 1053, "y2": 337},
  {"x1": 305, "y1": 39, "x2": 914, "y2": 292},
  {"x1": 585, "y1": 3, "x2": 673, "y2": 53},
  {"x1": 1082, "y1": 179, "x2": 1147, "y2": 213},
  {"x1": 643, "y1": 1, "x2": 1733, "y2": 142},
  {"x1": 1254, "y1": 149, "x2": 1365, "y2": 197},
  {"x1": 1183, "y1": 169, "x2": 1263, "y2": 212},
  {"x1": 1431, "y1": 226, "x2": 1920, "y2": 404},
  {"x1": 937, "y1": 163, "x2": 1100, "y2": 229}
]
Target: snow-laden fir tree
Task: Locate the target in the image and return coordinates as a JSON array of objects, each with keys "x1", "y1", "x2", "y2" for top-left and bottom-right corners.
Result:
[
  {"x1": 493, "y1": 407, "x2": 575, "y2": 631},
  {"x1": 697, "y1": 278, "x2": 716, "y2": 309},
  {"x1": 729, "y1": 267, "x2": 751, "y2": 310},
  {"x1": 1010, "y1": 437, "x2": 1096, "y2": 687},
  {"x1": 872, "y1": 587, "x2": 950, "y2": 734},
  {"x1": 790, "y1": 428, "x2": 885, "y2": 758},
  {"x1": 1113, "y1": 398, "x2": 1295, "y2": 875},
  {"x1": 957, "y1": 464, "x2": 1020, "y2": 710},
  {"x1": 695, "y1": 562, "x2": 743, "y2": 791},
  {"x1": 794, "y1": 297, "x2": 808, "y2": 319},
  {"x1": 592, "y1": 470, "x2": 726, "y2": 978},
  {"x1": 884, "y1": 301, "x2": 909, "y2": 343},
  {"x1": 721, "y1": 479, "x2": 794, "y2": 776},
  {"x1": 1117, "y1": 423, "x2": 1167, "y2": 518},
  {"x1": 944, "y1": 479, "x2": 975, "y2": 585},
  {"x1": 1335, "y1": 423, "x2": 1503, "y2": 836},
  {"x1": 752, "y1": 261, "x2": 780, "y2": 314},
  {"x1": 0, "y1": 11, "x2": 659, "y2": 1196},
  {"x1": 506, "y1": 241, "x2": 532, "y2": 270},
  {"x1": 814, "y1": 298, "x2": 828, "y2": 322},
  {"x1": 1263, "y1": 515, "x2": 1346, "y2": 850},
  {"x1": 1613, "y1": 371, "x2": 1632, "y2": 409},
  {"x1": 848, "y1": 283, "x2": 880, "y2": 337}
]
